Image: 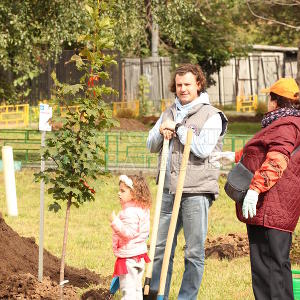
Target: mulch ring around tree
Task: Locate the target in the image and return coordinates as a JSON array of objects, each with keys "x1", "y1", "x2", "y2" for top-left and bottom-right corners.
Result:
[
  {"x1": 205, "y1": 232, "x2": 300, "y2": 264},
  {"x1": 0, "y1": 214, "x2": 112, "y2": 299}
]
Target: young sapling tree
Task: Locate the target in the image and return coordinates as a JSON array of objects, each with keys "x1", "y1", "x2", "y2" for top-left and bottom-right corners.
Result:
[{"x1": 35, "y1": 2, "x2": 118, "y2": 298}]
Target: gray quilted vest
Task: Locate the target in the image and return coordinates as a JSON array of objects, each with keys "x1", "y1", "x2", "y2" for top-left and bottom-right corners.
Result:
[{"x1": 159, "y1": 102, "x2": 228, "y2": 199}]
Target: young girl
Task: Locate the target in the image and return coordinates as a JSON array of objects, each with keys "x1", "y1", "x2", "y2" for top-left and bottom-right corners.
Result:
[{"x1": 110, "y1": 174, "x2": 151, "y2": 299}]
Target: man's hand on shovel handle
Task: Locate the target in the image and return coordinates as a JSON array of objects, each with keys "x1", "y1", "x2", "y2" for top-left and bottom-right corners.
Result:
[{"x1": 159, "y1": 120, "x2": 176, "y2": 140}]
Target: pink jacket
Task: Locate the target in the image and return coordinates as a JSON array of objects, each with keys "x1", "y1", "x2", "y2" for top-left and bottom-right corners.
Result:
[{"x1": 111, "y1": 201, "x2": 150, "y2": 258}]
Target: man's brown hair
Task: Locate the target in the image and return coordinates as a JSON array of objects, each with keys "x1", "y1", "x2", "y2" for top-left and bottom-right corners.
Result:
[{"x1": 170, "y1": 63, "x2": 207, "y2": 95}]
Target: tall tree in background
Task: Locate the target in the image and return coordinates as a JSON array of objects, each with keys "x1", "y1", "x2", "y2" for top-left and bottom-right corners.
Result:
[
  {"x1": 0, "y1": 0, "x2": 90, "y2": 102},
  {"x1": 157, "y1": 0, "x2": 249, "y2": 83},
  {"x1": 109, "y1": 0, "x2": 248, "y2": 84},
  {"x1": 241, "y1": 0, "x2": 299, "y2": 46},
  {"x1": 238, "y1": 0, "x2": 300, "y2": 84},
  {"x1": 1, "y1": 0, "x2": 299, "y2": 100}
]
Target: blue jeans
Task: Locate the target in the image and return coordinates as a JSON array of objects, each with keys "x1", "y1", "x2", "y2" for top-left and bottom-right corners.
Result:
[{"x1": 150, "y1": 192, "x2": 212, "y2": 300}]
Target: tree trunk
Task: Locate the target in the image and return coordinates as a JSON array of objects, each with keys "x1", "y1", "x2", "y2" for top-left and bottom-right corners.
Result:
[
  {"x1": 152, "y1": 21, "x2": 159, "y2": 57},
  {"x1": 296, "y1": 40, "x2": 300, "y2": 87},
  {"x1": 59, "y1": 193, "x2": 72, "y2": 300}
]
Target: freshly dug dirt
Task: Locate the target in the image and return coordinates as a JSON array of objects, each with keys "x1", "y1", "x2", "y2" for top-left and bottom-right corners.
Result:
[
  {"x1": 51, "y1": 117, "x2": 150, "y2": 132},
  {"x1": 205, "y1": 233, "x2": 249, "y2": 260},
  {"x1": 113, "y1": 118, "x2": 148, "y2": 131},
  {"x1": 0, "y1": 214, "x2": 111, "y2": 299},
  {"x1": 81, "y1": 288, "x2": 113, "y2": 300},
  {"x1": 0, "y1": 273, "x2": 79, "y2": 300},
  {"x1": 205, "y1": 232, "x2": 300, "y2": 264}
]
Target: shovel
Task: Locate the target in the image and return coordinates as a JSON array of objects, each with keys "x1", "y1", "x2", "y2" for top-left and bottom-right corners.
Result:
[
  {"x1": 110, "y1": 276, "x2": 120, "y2": 294},
  {"x1": 156, "y1": 129, "x2": 193, "y2": 300},
  {"x1": 143, "y1": 138, "x2": 170, "y2": 297}
]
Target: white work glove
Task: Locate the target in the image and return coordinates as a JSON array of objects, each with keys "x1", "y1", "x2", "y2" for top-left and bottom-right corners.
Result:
[
  {"x1": 211, "y1": 151, "x2": 235, "y2": 166},
  {"x1": 242, "y1": 189, "x2": 259, "y2": 219}
]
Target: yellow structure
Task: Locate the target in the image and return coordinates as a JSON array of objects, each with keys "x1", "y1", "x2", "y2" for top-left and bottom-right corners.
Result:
[
  {"x1": 236, "y1": 95, "x2": 258, "y2": 112},
  {"x1": 0, "y1": 104, "x2": 29, "y2": 128},
  {"x1": 0, "y1": 103, "x2": 82, "y2": 128},
  {"x1": 112, "y1": 100, "x2": 139, "y2": 117}
]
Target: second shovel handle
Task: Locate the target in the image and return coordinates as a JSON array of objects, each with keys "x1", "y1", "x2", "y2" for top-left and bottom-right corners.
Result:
[
  {"x1": 144, "y1": 138, "x2": 169, "y2": 295},
  {"x1": 157, "y1": 129, "x2": 193, "y2": 297}
]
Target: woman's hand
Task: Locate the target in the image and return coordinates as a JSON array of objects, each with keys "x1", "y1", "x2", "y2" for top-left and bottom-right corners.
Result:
[{"x1": 242, "y1": 189, "x2": 259, "y2": 219}]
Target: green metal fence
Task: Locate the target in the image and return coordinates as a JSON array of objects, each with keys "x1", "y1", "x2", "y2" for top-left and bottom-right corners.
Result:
[{"x1": 0, "y1": 129, "x2": 252, "y2": 169}]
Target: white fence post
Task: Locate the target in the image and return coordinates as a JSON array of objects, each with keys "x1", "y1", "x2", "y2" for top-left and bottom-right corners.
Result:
[{"x1": 2, "y1": 146, "x2": 18, "y2": 216}]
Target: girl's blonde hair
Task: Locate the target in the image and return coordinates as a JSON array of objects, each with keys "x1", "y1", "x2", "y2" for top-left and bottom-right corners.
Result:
[{"x1": 120, "y1": 175, "x2": 151, "y2": 208}]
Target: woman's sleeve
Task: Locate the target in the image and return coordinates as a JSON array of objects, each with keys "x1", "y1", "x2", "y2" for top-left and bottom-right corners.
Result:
[
  {"x1": 249, "y1": 151, "x2": 289, "y2": 194},
  {"x1": 249, "y1": 122, "x2": 300, "y2": 193},
  {"x1": 235, "y1": 149, "x2": 243, "y2": 162}
]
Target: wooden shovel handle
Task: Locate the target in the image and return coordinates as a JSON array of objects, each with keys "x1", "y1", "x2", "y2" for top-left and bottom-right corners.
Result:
[
  {"x1": 144, "y1": 138, "x2": 169, "y2": 295},
  {"x1": 157, "y1": 129, "x2": 193, "y2": 297}
]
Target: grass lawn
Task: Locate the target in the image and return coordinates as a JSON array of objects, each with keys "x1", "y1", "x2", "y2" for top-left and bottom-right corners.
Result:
[
  {"x1": 227, "y1": 122, "x2": 261, "y2": 135},
  {"x1": 0, "y1": 170, "x2": 299, "y2": 299}
]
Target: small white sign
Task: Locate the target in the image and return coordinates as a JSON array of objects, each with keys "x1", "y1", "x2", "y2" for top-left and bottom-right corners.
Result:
[{"x1": 39, "y1": 104, "x2": 52, "y2": 131}]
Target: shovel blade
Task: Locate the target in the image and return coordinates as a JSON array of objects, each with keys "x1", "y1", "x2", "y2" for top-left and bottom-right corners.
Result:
[{"x1": 110, "y1": 276, "x2": 120, "y2": 294}]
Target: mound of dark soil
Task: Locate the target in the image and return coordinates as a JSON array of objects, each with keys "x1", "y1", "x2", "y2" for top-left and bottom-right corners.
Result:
[
  {"x1": 205, "y1": 233, "x2": 249, "y2": 260},
  {"x1": 113, "y1": 118, "x2": 148, "y2": 131},
  {"x1": 205, "y1": 232, "x2": 300, "y2": 263},
  {"x1": 0, "y1": 273, "x2": 79, "y2": 299},
  {"x1": 140, "y1": 116, "x2": 159, "y2": 127},
  {"x1": 81, "y1": 288, "x2": 113, "y2": 300},
  {"x1": 0, "y1": 214, "x2": 111, "y2": 299}
]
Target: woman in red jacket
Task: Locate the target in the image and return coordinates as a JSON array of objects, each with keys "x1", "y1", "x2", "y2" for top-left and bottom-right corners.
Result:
[{"x1": 214, "y1": 78, "x2": 300, "y2": 300}]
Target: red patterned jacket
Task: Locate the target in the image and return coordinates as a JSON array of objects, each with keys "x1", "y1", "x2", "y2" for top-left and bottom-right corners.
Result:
[{"x1": 236, "y1": 116, "x2": 300, "y2": 232}]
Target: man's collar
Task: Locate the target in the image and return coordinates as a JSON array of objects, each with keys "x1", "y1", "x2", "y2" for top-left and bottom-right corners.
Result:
[{"x1": 175, "y1": 92, "x2": 210, "y2": 111}]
